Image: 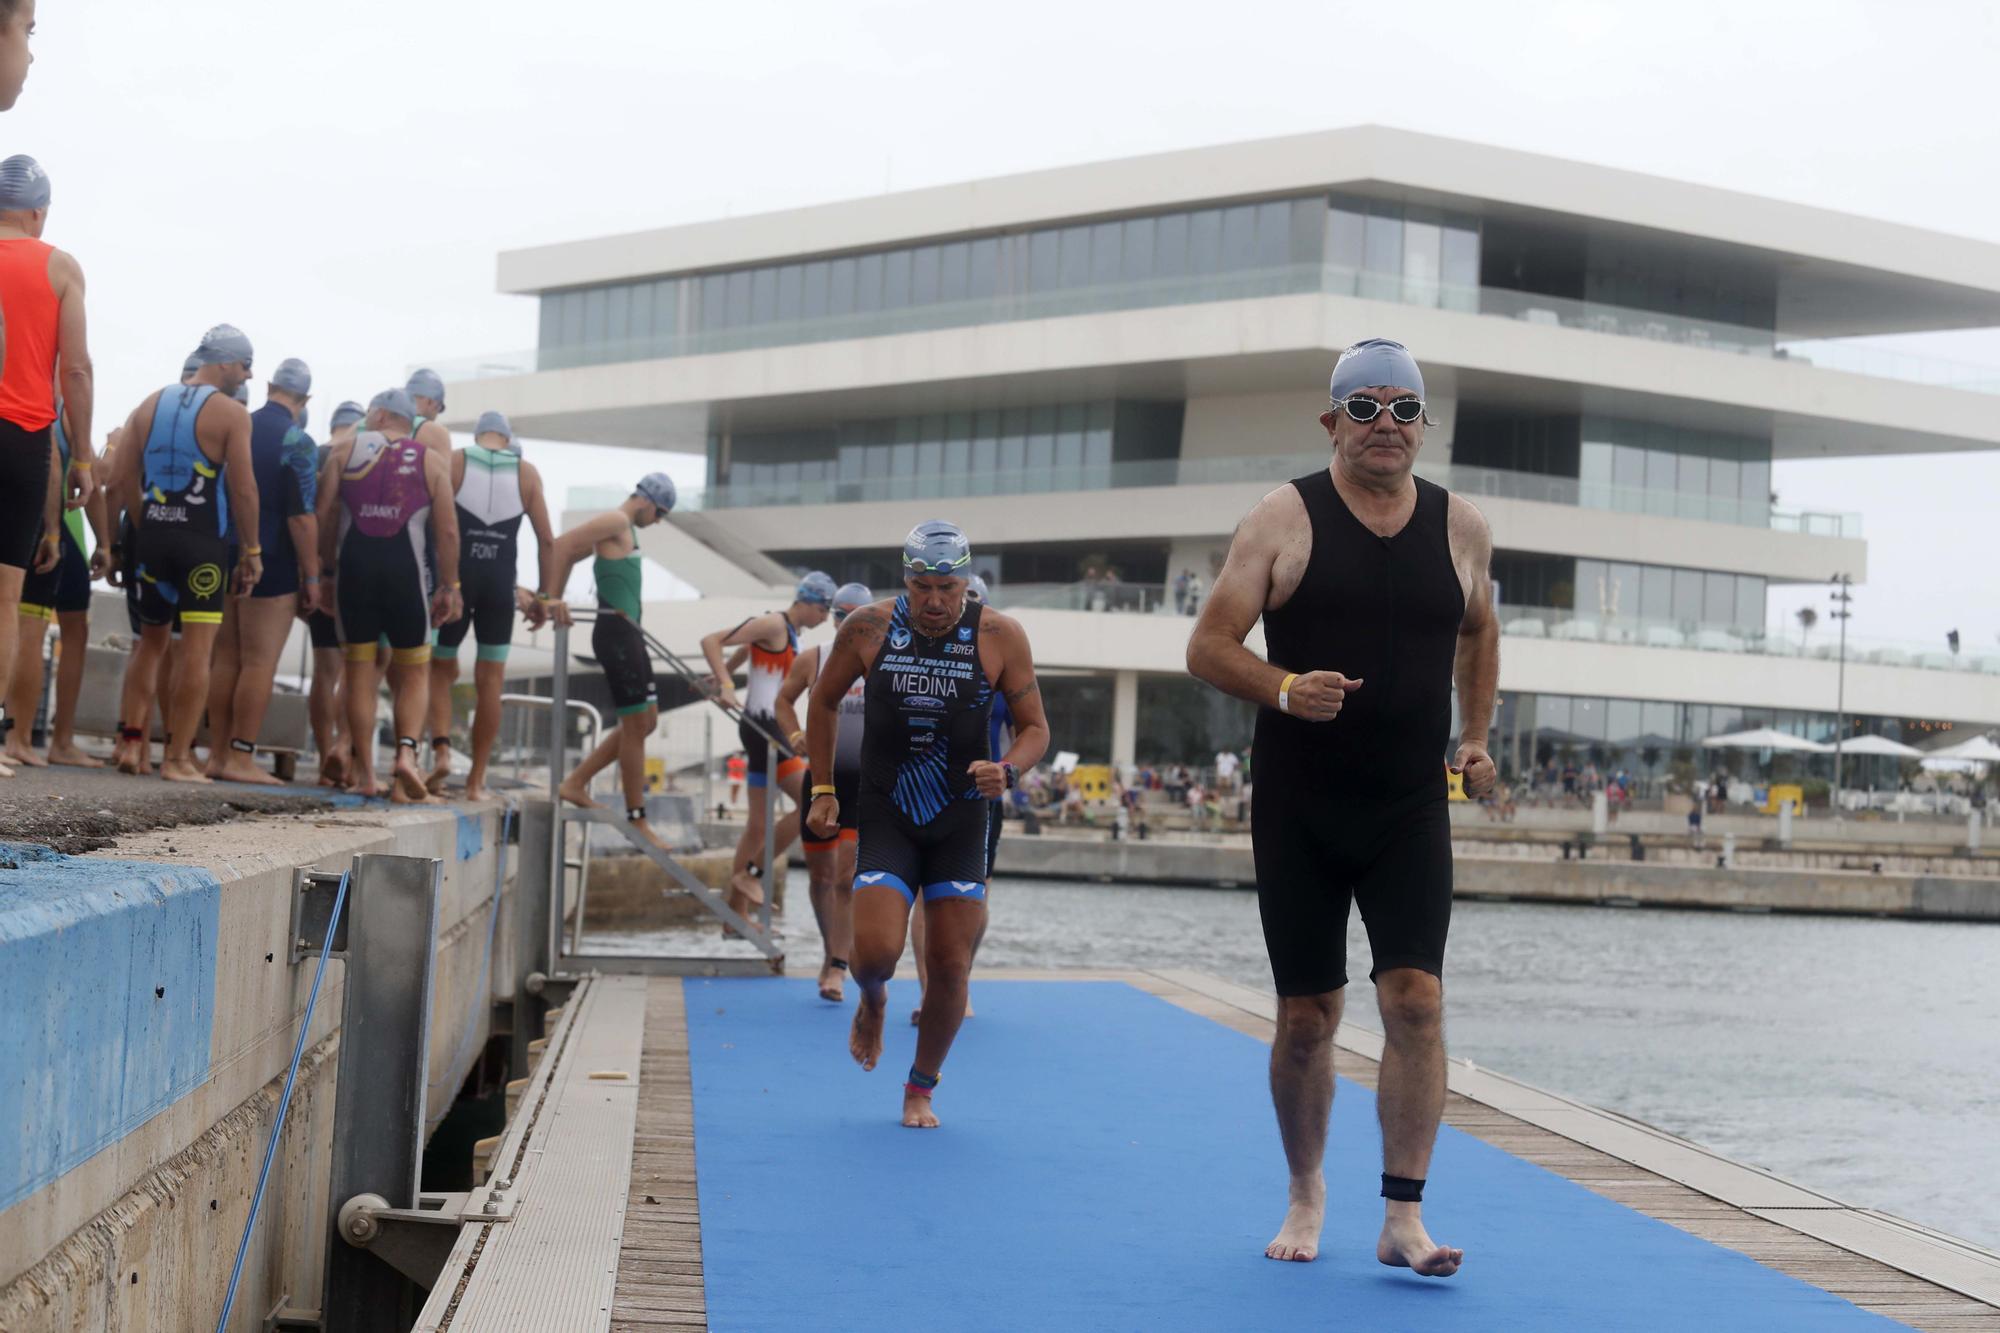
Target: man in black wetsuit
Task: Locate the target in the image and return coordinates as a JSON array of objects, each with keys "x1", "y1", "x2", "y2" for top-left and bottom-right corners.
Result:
[
  {"x1": 1188, "y1": 338, "x2": 1498, "y2": 1276},
  {"x1": 804, "y1": 521, "x2": 1049, "y2": 1129}
]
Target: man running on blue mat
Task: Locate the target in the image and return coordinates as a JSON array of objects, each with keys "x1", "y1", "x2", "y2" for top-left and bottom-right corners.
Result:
[
  {"x1": 805, "y1": 521, "x2": 1048, "y2": 1128},
  {"x1": 1188, "y1": 338, "x2": 1494, "y2": 1275}
]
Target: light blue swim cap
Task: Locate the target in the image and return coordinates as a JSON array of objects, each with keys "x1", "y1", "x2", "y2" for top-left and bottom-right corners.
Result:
[
  {"x1": 474, "y1": 410, "x2": 512, "y2": 442},
  {"x1": 634, "y1": 472, "x2": 676, "y2": 515},
  {"x1": 405, "y1": 367, "x2": 445, "y2": 404},
  {"x1": 270, "y1": 357, "x2": 312, "y2": 395},
  {"x1": 193, "y1": 323, "x2": 255, "y2": 368},
  {"x1": 369, "y1": 387, "x2": 416, "y2": 422},
  {"x1": 795, "y1": 571, "x2": 838, "y2": 607},
  {"x1": 902, "y1": 520, "x2": 972, "y2": 577},
  {"x1": 965, "y1": 574, "x2": 991, "y2": 605},
  {"x1": 182, "y1": 352, "x2": 202, "y2": 380},
  {"x1": 833, "y1": 582, "x2": 872, "y2": 617},
  {"x1": 1328, "y1": 338, "x2": 1424, "y2": 402},
  {"x1": 0, "y1": 155, "x2": 50, "y2": 211},
  {"x1": 231, "y1": 384, "x2": 250, "y2": 405},
  {"x1": 329, "y1": 400, "x2": 365, "y2": 431}
]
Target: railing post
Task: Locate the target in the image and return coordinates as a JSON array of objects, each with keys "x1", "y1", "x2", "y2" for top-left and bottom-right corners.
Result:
[
  {"x1": 547, "y1": 624, "x2": 571, "y2": 975},
  {"x1": 761, "y1": 741, "x2": 776, "y2": 933},
  {"x1": 513, "y1": 800, "x2": 554, "y2": 1073},
  {"x1": 320, "y1": 853, "x2": 444, "y2": 1333}
]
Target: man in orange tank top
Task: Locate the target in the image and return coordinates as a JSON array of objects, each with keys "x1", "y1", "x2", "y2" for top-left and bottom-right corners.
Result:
[{"x1": 0, "y1": 153, "x2": 92, "y2": 778}]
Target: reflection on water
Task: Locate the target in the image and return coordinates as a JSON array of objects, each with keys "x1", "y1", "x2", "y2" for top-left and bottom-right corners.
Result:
[{"x1": 621, "y1": 870, "x2": 2000, "y2": 1249}]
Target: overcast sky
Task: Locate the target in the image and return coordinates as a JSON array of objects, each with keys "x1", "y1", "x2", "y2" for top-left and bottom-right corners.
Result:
[{"x1": 12, "y1": 0, "x2": 1999, "y2": 645}]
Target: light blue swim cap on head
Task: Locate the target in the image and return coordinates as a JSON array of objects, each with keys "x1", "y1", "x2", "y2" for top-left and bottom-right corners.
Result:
[
  {"x1": 634, "y1": 472, "x2": 676, "y2": 515},
  {"x1": 966, "y1": 574, "x2": 991, "y2": 605},
  {"x1": 329, "y1": 400, "x2": 365, "y2": 431},
  {"x1": 833, "y1": 582, "x2": 872, "y2": 617},
  {"x1": 231, "y1": 384, "x2": 250, "y2": 405},
  {"x1": 194, "y1": 323, "x2": 255, "y2": 368},
  {"x1": 369, "y1": 386, "x2": 416, "y2": 422},
  {"x1": 474, "y1": 410, "x2": 512, "y2": 442},
  {"x1": 902, "y1": 520, "x2": 972, "y2": 577},
  {"x1": 182, "y1": 352, "x2": 202, "y2": 379},
  {"x1": 270, "y1": 357, "x2": 312, "y2": 395},
  {"x1": 0, "y1": 154, "x2": 50, "y2": 211},
  {"x1": 795, "y1": 571, "x2": 838, "y2": 607},
  {"x1": 406, "y1": 367, "x2": 445, "y2": 404},
  {"x1": 1328, "y1": 337, "x2": 1424, "y2": 402}
]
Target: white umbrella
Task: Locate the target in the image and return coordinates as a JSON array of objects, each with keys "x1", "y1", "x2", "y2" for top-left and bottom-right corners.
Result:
[
  {"x1": 1832, "y1": 734, "x2": 1922, "y2": 758},
  {"x1": 1925, "y1": 734, "x2": 2000, "y2": 763},
  {"x1": 1700, "y1": 727, "x2": 1832, "y2": 754}
]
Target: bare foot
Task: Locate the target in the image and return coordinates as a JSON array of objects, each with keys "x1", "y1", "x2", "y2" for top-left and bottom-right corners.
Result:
[
  {"x1": 425, "y1": 757, "x2": 452, "y2": 795},
  {"x1": 48, "y1": 743, "x2": 103, "y2": 768},
  {"x1": 463, "y1": 782, "x2": 491, "y2": 803},
  {"x1": 1377, "y1": 1210, "x2": 1462, "y2": 1278},
  {"x1": 1266, "y1": 1177, "x2": 1325, "y2": 1262},
  {"x1": 818, "y1": 962, "x2": 845, "y2": 1002},
  {"x1": 391, "y1": 748, "x2": 434, "y2": 803},
  {"x1": 352, "y1": 771, "x2": 382, "y2": 799},
  {"x1": 849, "y1": 990, "x2": 885, "y2": 1070},
  {"x1": 5, "y1": 741, "x2": 49, "y2": 768},
  {"x1": 901, "y1": 1089, "x2": 939, "y2": 1129},
  {"x1": 317, "y1": 750, "x2": 348, "y2": 788},
  {"x1": 0, "y1": 756, "x2": 14, "y2": 778},
  {"x1": 557, "y1": 776, "x2": 598, "y2": 808},
  {"x1": 159, "y1": 758, "x2": 212, "y2": 784},
  {"x1": 115, "y1": 741, "x2": 149, "y2": 775},
  {"x1": 214, "y1": 755, "x2": 282, "y2": 786},
  {"x1": 627, "y1": 819, "x2": 672, "y2": 854}
]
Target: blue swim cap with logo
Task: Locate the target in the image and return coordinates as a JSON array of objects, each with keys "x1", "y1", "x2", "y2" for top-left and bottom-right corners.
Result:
[
  {"x1": 634, "y1": 472, "x2": 676, "y2": 515},
  {"x1": 329, "y1": 400, "x2": 366, "y2": 431},
  {"x1": 1328, "y1": 338, "x2": 1424, "y2": 402},
  {"x1": 0, "y1": 154, "x2": 50, "y2": 211},
  {"x1": 833, "y1": 582, "x2": 872, "y2": 618},
  {"x1": 406, "y1": 367, "x2": 445, "y2": 404},
  {"x1": 194, "y1": 323, "x2": 255, "y2": 368},
  {"x1": 902, "y1": 520, "x2": 972, "y2": 577},
  {"x1": 795, "y1": 571, "x2": 838, "y2": 606},
  {"x1": 270, "y1": 357, "x2": 312, "y2": 395},
  {"x1": 369, "y1": 387, "x2": 416, "y2": 422}
]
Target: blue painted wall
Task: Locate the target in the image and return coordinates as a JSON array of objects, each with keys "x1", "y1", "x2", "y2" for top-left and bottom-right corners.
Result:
[{"x1": 0, "y1": 845, "x2": 220, "y2": 1212}]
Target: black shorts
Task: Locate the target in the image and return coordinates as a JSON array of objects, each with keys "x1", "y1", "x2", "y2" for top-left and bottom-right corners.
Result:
[
  {"x1": 0, "y1": 419, "x2": 52, "y2": 571},
  {"x1": 436, "y1": 561, "x2": 515, "y2": 662},
  {"x1": 1251, "y1": 788, "x2": 1452, "y2": 996},
  {"x1": 799, "y1": 763, "x2": 860, "y2": 851},
  {"x1": 739, "y1": 715, "x2": 805, "y2": 789},
  {"x1": 308, "y1": 609, "x2": 340, "y2": 651},
  {"x1": 21, "y1": 524, "x2": 89, "y2": 617},
  {"x1": 133, "y1": 524, "x2": 229, "y2": 629},
  {"x1": 854, "y1": 791, "x2": 994, "y2": 906},
  {"x1": 592, "y1": 612, "x2": 658, "y2": 717},
  {"x1": 337, "y1": 533, "x2": 431, "y2": 661}
]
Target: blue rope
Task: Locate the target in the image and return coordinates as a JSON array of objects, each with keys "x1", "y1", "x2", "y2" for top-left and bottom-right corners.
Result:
[
  {"x1": 215, "y1": 868, "x2": 350, "y2": 1333},
  {"x1": 428, "y1": 806, "x2": 513, "y2": 1098}
]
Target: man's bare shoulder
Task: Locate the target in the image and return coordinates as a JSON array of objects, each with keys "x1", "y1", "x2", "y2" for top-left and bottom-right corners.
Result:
[
  {"x1": 977, "y1": 605, "x2": 1026, "y2": 642},
  {"x1": 1445, "y1": 491, "x2": 1491, "y2": 552},
  {"x1": 1240, "y1": 481, "x2": 1308, "y2": 544}
]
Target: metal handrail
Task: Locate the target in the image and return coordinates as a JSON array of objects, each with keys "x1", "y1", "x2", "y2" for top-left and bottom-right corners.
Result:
[{"x1": 547, "y1": 612, "x2": 794, "y2": 949}]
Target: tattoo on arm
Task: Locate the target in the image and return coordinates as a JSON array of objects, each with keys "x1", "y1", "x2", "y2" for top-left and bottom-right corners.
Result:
[
  {"x1": 1004, "y1": 679, "x2": 1040, "y2": 704},
  {"x1": 836, "y1": 606, "x2": 889, "y2": 654}
]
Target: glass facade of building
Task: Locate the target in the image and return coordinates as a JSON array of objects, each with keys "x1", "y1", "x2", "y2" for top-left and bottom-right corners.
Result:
[
  {"x1": 1490, "y1": 552, "x2": 1766, "y2": 637},
  {"x1": 715, "y1": 400, "x2": 1183, "y2": 504}
]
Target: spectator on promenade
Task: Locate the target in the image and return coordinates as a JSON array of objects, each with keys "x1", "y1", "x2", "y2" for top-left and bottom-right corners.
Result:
[{"x1": 1174, "y1": 569, "x2": 1190, "y2": 615}]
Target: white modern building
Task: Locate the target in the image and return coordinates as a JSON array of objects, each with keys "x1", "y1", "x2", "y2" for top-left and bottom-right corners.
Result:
[{"x1": 438, "y1": 126, "x2": 2000, "y2": 784}]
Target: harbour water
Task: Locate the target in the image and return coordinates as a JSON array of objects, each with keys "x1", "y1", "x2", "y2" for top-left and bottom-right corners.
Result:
[{"x1": 615, "y1": 870, "x2": 2000, "y2": 1249}]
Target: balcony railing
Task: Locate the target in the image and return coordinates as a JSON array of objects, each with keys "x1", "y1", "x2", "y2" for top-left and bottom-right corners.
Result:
[
  {"x1": 429, "y1": 263, "x2": 2000, "y2": 396},
  {"x1": 571, "y1": 454, "x2": 1859, "y2": 537}
]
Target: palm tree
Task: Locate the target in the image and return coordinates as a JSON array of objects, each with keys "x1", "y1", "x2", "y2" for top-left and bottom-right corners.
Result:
[{"x1": 1796, "y1": 605, "x2": 1818, "y2": 649}]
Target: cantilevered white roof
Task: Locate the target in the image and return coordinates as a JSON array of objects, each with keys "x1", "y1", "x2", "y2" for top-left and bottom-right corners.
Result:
[{"x1": 497, "y1": 126, "x2": 2000, "y2": 337}]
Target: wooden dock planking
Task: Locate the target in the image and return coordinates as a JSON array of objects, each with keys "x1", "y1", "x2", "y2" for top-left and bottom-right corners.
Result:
[
  {"x1": 615, "y1": 969, "x2": 2000, "y2": 1332},
  {"x1": 613, "y1": 976, "x2": 710, "y2": 1331}
]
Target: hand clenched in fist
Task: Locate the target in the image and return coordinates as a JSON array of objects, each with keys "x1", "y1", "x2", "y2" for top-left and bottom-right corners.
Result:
[{"x1": 1285, "y1": 671, "x2": 1363, "y2": 722}]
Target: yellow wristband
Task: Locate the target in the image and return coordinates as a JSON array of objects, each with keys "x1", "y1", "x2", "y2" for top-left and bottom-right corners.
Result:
[
  {"x1": 788, "y1": 730, "x2": 806, "y2": 749},
  {"x1": 810, "y1": 784, "x2": 837, "y2": 797},
  {"x1": 1277, "y1": 672, "x2": 1299, "y2": 714},
  {"x1": 69, "y1": 460, "x2": 92, "y2": 471},
  {"x1": 241, "y1": 545, "x2": 263, "y2": 557}
]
